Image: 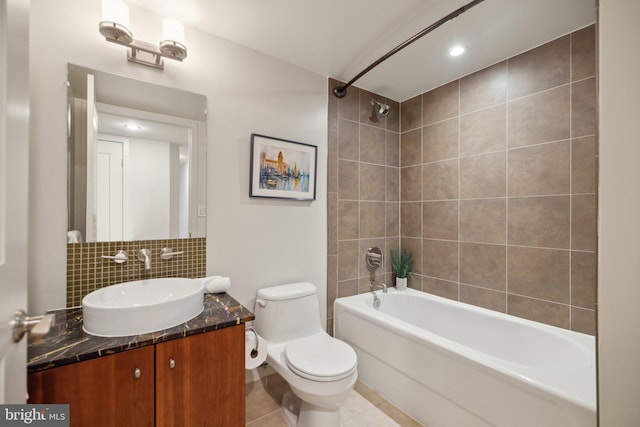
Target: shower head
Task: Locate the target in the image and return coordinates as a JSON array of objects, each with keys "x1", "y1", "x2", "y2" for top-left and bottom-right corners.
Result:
[{"x1": 371, "y1": 99, "x2": 390, "y2": 117}]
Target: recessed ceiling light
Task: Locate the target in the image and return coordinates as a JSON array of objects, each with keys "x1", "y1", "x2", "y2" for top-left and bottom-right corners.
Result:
[
  {"x1": 123, "y1": 123, "x2": 142, "y2": 131},
  {"x1": 448, "y1": 45, "x2": 465, "y2": 57}
]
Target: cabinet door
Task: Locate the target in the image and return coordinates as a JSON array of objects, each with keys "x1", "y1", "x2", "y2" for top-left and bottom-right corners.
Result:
[
  {"x1": 156, "y1": 325, "x2": 245, "y2": 427},
  {"x1": 28, "y1": 345, "x2": 155, "y2": 427}
]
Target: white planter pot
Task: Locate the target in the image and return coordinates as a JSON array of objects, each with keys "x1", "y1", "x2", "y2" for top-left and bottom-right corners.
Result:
[{"x1": 396, "y1": 277, "x2": 407, "y2": 291}]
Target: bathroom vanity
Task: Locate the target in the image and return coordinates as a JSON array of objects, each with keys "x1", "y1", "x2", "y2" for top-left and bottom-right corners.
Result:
[{"x1": 27, "y1": 293, "x2": 254, "y2": 427}]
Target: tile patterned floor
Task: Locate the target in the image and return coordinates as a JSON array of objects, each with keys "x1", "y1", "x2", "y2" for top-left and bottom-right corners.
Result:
[{"x1": 246, "y1": 376, "x2": 422, "y2": 427}]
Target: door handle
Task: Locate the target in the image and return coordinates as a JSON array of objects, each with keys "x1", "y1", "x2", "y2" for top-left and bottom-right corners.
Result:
[{"x1": 10, "y1": 309, "x2": 55, "y2": 343}]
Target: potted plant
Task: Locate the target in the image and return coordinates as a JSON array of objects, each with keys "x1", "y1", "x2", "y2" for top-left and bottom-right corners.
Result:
[{"x1": 390, "y1": 247, "x2": 412, "y2": 291}]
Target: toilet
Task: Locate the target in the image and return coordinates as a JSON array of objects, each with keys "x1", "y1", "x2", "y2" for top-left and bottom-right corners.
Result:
[{"x1": 254, "y1": 282, "x2": 357, "y2": 427}]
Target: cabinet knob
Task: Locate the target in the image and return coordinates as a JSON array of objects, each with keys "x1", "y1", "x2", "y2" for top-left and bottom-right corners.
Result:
[
  {"x1": 134, "y1": 368, "x2": 141, "y2": 379},
  {"x1": 169, "y1": 358, "x2": 176, "y2": 369}
]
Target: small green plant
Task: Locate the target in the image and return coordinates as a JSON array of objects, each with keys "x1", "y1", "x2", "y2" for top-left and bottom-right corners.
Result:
[{"x1": 390, "y1": 248, "x2": 412, "y2": 279}]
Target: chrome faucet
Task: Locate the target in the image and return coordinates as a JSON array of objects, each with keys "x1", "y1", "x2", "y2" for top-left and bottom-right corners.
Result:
[
  {"x1": 369, "y1": 281, "x2": 386, "y2": 310},
  {"x1": 369, "y1": 281, "x2": 388, "y2": 293},
  {"x1": 137, "y1": 249, "x2": 152, "y2": 270}
]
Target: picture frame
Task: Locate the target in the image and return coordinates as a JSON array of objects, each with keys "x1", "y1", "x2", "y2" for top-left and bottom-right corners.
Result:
[{"x1": 249, "y1": 133, "x2": 318, "y2": 201}]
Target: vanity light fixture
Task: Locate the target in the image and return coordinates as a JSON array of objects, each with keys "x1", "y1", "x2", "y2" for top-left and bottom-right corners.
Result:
[{"x1": 99, "y1": 0, "x2": 188, "y2": 70}]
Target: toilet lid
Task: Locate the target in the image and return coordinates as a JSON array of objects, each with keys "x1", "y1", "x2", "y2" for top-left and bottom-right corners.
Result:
[{"x1": 285, "y1": 335, "x2": 357, "y2": 382}]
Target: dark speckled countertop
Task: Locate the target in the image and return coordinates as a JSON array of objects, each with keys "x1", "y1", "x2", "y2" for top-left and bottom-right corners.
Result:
[{"x1": 28, "y1": 293, "x2": 254, "y2": 373}]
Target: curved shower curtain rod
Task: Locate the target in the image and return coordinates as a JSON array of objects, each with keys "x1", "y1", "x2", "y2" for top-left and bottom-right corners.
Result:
[{"x1": 333, "y1": 0, "x2": 486, "y2": 98}]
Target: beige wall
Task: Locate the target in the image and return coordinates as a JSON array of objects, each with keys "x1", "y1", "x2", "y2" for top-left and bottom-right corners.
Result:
[
  {"x1": 28, "y1": 0, "x2": 328, "y2": 317},
  {"x1": 598, "y1": 0, "x2": 640, "y2": 424},
  {"x1": 397, "y1": 26, "x2": 597, "y2": 334},
  {"x1": 326, "y1": 79, "x2": 400, "y2": 331}
]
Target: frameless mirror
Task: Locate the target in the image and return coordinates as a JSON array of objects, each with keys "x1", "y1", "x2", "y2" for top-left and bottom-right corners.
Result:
[{"x1": 67, "y1": 64, "x2": 207, "y2": 242}]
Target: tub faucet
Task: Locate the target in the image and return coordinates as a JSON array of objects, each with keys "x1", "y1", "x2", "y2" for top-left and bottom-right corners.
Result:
[
  {"x1": 369, "y1": 281, "x2": 388, "y2": 293},
  {"x1": 137, "y1": 249, "x2": 152, "y2": 270}
]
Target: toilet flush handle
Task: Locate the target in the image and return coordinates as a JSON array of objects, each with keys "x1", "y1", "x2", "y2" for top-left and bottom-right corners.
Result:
[{"x1": 255, "y1": 299, "x2": 266, "y2": 308}]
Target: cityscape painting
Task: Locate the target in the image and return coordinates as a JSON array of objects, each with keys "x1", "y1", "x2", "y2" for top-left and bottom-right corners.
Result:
[{"x1": 250, "y1": 134, "x2": 317, "y2": 200}]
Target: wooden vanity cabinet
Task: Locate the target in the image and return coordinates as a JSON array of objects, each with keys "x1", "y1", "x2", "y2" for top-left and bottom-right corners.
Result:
[
  {"x1": 28, "y1": 325, "x2": 245, "y2": 427},
  {"x1": 156, "y1": 324, "x2": 245, "y2": 426},
  {"x1": 28, "y1": 345, "x2": 155, "y2": 426}
]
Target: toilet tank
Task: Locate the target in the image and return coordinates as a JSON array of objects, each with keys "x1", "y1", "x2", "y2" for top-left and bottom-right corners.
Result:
[{"x1": 254, "y1": 282, "x2": 323, "y2": 344}]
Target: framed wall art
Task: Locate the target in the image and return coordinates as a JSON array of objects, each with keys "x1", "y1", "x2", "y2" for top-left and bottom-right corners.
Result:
[{"x1": 249, "y1": 133, "x2": 317, "y2": 201}]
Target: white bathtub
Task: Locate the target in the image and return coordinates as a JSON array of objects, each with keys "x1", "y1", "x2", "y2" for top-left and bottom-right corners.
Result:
[{"x1": 334, "y1": 288, "x2": 596, "y2": 427}]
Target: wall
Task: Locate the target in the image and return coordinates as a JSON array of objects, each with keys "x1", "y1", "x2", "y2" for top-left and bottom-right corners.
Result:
[
  {"x1": 326, "y1": 79, "x2": 400, "y2": 332},
  {"x1": 398, "y1": 26, "x2": 597, "y2": 334},
  {"x1": 598, "y1": 0, "x2": 640, "y2": 424},
  {"x1": 28, "y1": 0, "x2": 327, "y2": 316}
]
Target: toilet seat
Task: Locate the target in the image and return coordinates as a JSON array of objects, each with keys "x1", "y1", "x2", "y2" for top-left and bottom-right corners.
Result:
[{"x1": 285, "y1": 334, "x2": 357, "y2": 382}]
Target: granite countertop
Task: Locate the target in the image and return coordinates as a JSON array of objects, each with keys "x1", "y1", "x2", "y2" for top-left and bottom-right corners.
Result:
[{"x1": 28, "y1": 293, "x2": 254, "y2": 373}]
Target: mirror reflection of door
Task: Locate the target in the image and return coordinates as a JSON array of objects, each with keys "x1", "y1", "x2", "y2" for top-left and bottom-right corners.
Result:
[{"x1": 96, "y1": 140, "x2": 124, "y2": 241}]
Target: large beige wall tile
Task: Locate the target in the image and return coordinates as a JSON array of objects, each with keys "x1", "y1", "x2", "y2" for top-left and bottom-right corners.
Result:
[
  {"x1": 401, "y1": 128, "x2": 422, "y2": 167},
  {"x1": 460, "y1": 104, "x2": 507, "y2": 156},
  {"x1": 386, "y1": 131, "x2": 400, "y2": 167},
  {"x1": 508, "y1": 86, "x2": 570, "y2": 148},
  {"x1": 507, "y1": 35, "x2": 570, "y2": 100},
  {"x1": 423, "y1": 276, "x2": 458, "y2": 300},
  {"x1": 338, "y1": 159, "x2": 359, "y2": 200},
  {"x1": 571, "y1": 136, "x2": 597, "y2": 194},
  {"x1": 423, "y1": 239, "x2": 458, "y2": 282},
  {"x1": 423, "y1": 81, "x2": 459, "y2": 125},
  {"x1": 459, "y1": 243, "x2": 506, "y2": 290},
  {"x1": 571, "y1": 77, "x2": 597, "y2": 138},
  {"x1": 338, "y1": 85, "x2": 360, "y2": 121},
  {"x1": 571, "y1": 251, "x2": 597, "y2": 309},
  {"x1": 460, "y1": 61, "x2": 507, "y2": 114},
  {"x1": 360, "y1": 202, "x2": 386, "y2": 238},
  {"x1": 508, "y1": 196, "x2": 570, "y2": 248},
  {"x1": 400, "y1": 202, "x2": 422, "y2": 238},
  {"x1": 460, "y1": 285, "x2": 506, "y2": 312},
  {"x1": 360, "y1": 163, "x2": 386, "y2": 201},
  {"x1": 400, "y1": 165, "x2": 422, "y2": 202},
  {"x1": 507, "y1": 294, "x2": 570, "y2": 329},
  {"x1": 460, "y1": 199, "x2": 506, "y2": 244},
  {"x1": 571, "y1": 194, "x2": 597, "y2": 251},
  {"x1": 338, "y1": 200, "x2": 358, "y2": 240},
  {"x1": 507, "y1": 246, "x2": 570, "y2": 303},
  {"x1": 360, "y1": 124, "x2": 386, "y2": 164},
  {"x1": 571, "y1": 24, "x2": 596, "y2": 82},
  {"x1": 423, "y1": 200, "x2": 458, "y2": 240},
  {"x1": 338, "y1": 119, "x2": 359, "y2": 160},
  {"x1": 400, "y1": 95, "x2": 422, "y2": 132},
  {"x1": 386, "y1": 166, "x2": 399, "y2": 202},
  {"x1": 460, "y1": 151, "x2": 506, "y2": 199},
  {"x1": 423, "y1": 118, "x2": 458, "y2": 163},
  {"x1": 423, "y1": 159, "x2": 459, "y2": 200},
  {"x1": 508, "y1": 140, "x2": 570, "y2": 196}
]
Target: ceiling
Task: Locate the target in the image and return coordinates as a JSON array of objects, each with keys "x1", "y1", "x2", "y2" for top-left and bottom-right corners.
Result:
[{"x1": 126, "y1": 0, "x2": 596, "y2": 102}]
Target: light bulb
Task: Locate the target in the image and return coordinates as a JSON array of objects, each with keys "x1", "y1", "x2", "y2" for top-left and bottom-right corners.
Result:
[
  {"x1": 102, "y1": 0, "x2": 129, "y2": 27},
  {"x1": 162, "y1": 18, "x2": 185, "y2": 45}
]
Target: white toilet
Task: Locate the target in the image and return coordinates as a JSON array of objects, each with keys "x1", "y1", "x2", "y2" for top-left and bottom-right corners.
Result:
[{"x1": 254, "y1": 282, "x2": 357, "y2": 427}]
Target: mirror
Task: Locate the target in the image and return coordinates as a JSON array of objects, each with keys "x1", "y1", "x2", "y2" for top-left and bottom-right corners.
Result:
[{"x1": 67, "y1": 64, "x2": 207, "y2": 242}]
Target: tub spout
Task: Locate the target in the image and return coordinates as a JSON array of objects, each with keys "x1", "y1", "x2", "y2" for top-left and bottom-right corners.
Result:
[{"x1": 369, "y1": 281, "x2": 388, "y2": 293}]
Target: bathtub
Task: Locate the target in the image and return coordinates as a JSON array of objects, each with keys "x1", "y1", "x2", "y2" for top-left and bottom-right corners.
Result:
[{"x1": 334, "y1": 288, "x2": 596, "y2": 427}]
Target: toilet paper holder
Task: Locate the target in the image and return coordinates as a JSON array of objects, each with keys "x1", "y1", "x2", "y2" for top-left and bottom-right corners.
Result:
[{"x1": 246, "y1": 327, "x2": 260, "y2": 359}]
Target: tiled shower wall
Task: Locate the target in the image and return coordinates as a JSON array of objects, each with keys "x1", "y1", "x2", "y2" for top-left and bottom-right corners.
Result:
[
  {"x1": 400, "y1": 25, "x2": 597, "y2": 334},
  {"x1": 326, "y1": 79, "x2": 400, "y2": 332},
  {"x1": 327, "y1": 24, "x2": 597, "y2": 335},
  {"x1": 66, "y1": 238, "x2": 206, "y2": 306}
]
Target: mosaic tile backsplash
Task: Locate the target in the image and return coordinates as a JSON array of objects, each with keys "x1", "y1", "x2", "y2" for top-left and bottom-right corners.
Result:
[{"x1": 66, "y1": 238, "x2": 206, "y2": 307}]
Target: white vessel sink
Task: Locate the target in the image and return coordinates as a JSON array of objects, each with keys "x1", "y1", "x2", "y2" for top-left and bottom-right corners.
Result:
[{"x1": 82, "y1": 278, "x2": 204, "y2": 337}]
